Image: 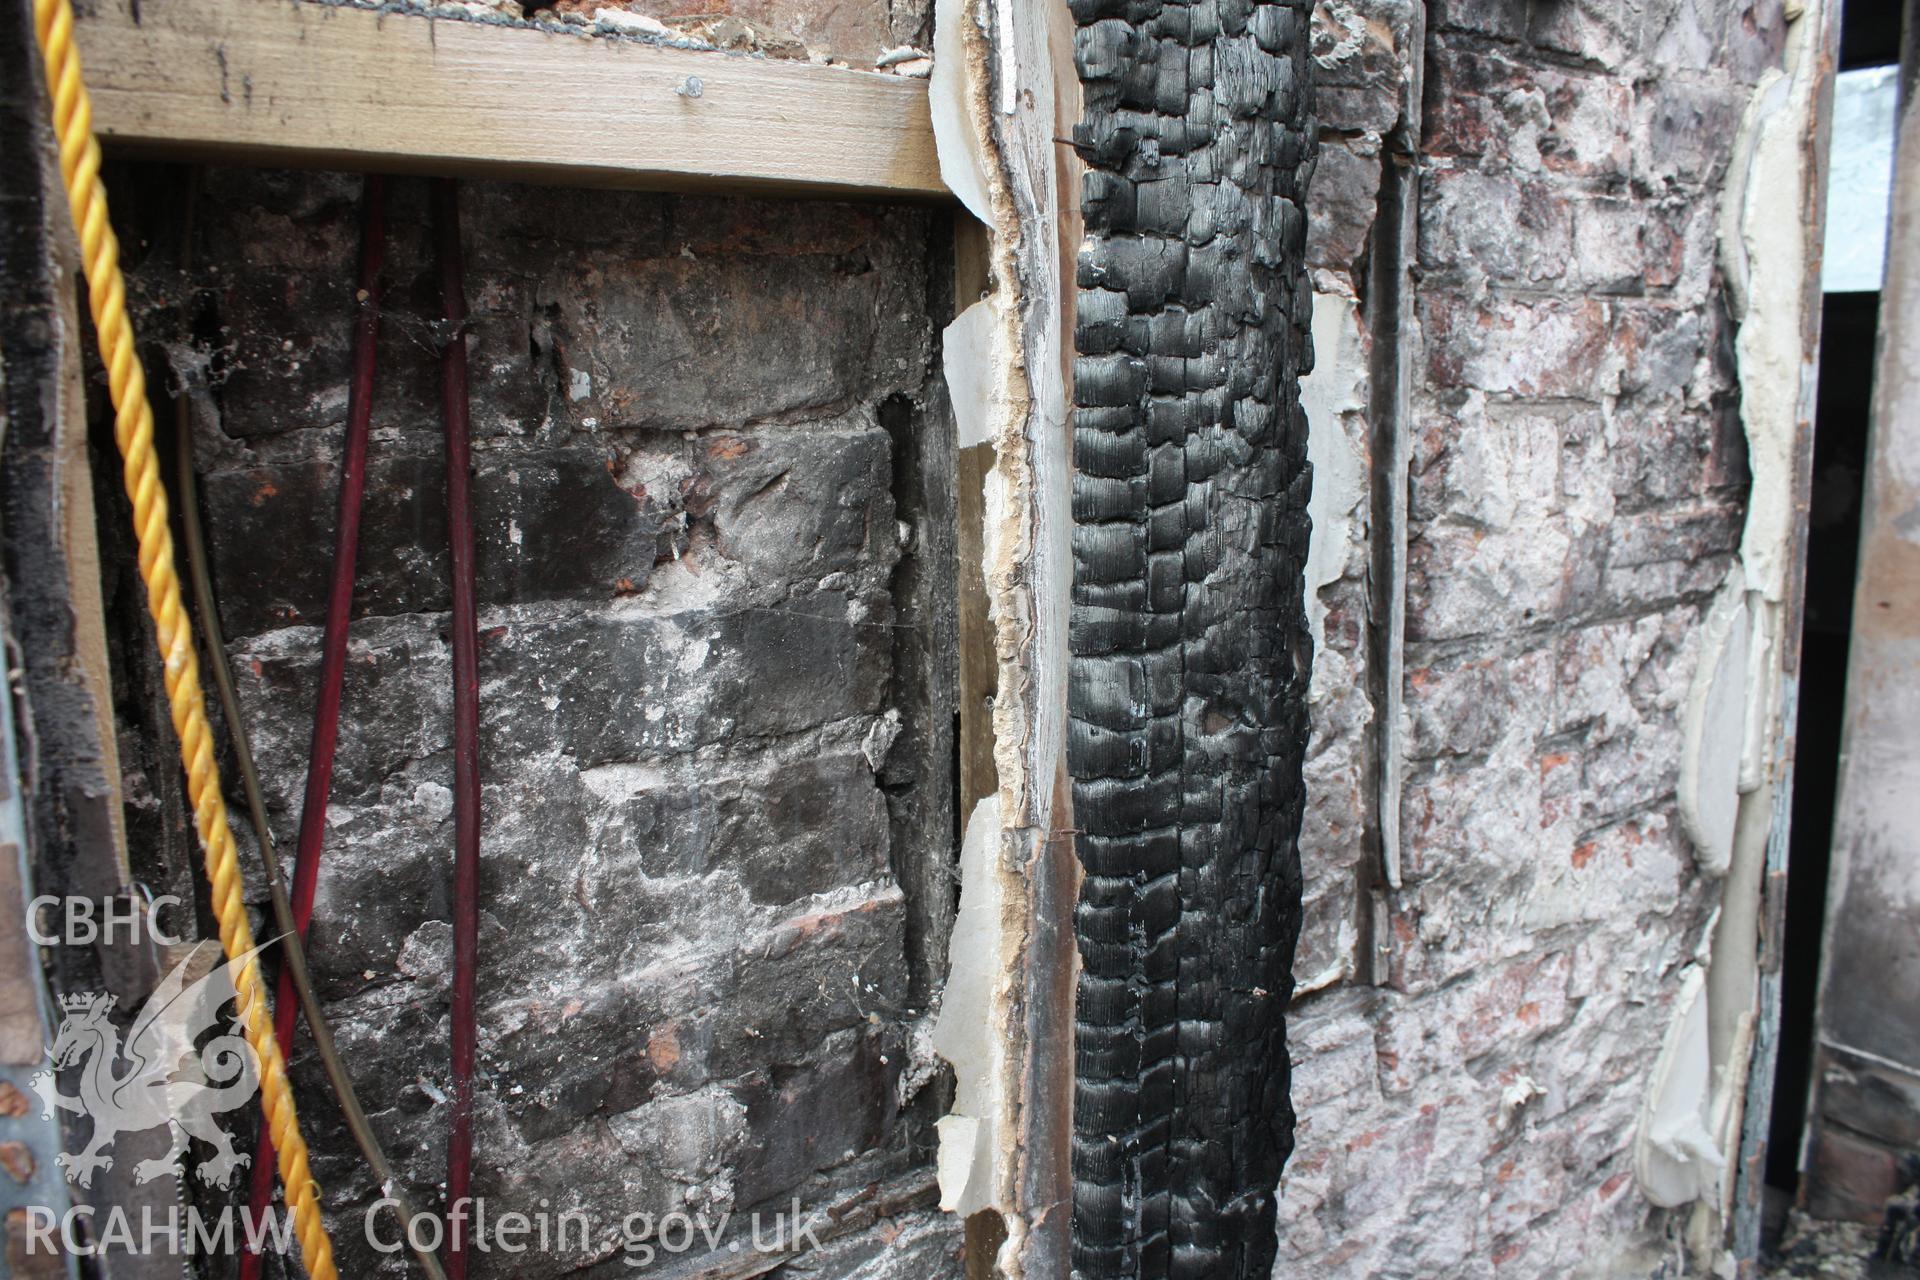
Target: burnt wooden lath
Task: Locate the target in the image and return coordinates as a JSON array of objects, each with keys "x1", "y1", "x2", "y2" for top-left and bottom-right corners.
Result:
[{"x1": 1065, "y1": 0, "x2": 1315, "y2": 1274}]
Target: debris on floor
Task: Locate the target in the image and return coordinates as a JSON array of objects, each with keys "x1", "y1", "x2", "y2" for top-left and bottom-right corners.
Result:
[{"x1": 1764, "y1": 1210, "x2": 1920, "y2": 1278}]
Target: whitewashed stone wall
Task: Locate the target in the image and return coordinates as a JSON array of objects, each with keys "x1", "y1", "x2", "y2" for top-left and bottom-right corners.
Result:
[{"x1": 1282, "y1": 1, "x2": 1790, "y2": 1273}]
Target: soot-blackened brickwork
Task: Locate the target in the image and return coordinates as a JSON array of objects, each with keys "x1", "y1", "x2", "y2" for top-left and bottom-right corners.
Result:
[
  {"x1": 108, "y1": 170, "x2": 962, "y2": 1278},
  {"x1": 1065, "y1": 1, "x2": 1316, "y2": 1275}
]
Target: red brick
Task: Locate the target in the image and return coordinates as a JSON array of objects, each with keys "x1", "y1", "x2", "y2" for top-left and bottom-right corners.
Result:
[{"x1": 1805, "y1": 1124, "x2": 1905, "y2": 1224}]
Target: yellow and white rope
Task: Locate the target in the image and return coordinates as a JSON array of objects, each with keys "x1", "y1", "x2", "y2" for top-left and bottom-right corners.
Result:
[{"x1": 29, "y1": 5, "x2": 338, "y2": 1277}]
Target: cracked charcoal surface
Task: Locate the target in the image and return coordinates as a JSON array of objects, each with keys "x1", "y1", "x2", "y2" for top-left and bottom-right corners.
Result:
[{"x1": 1066, "y1": 0, "x2": 1315, "y2": 1277}]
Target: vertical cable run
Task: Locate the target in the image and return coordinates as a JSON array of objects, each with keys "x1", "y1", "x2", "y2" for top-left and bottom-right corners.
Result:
[
  {"x1": 434, "y1": 176, "x2": 482, "y2": 1279},
  {"x1": 240, "y1": 173, "x2": 388, "y2": 1280}
]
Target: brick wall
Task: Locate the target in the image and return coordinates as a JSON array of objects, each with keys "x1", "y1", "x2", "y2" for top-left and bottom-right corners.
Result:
[
  {"x1": 1282, "y1": 1, "x2": 1789, "y2": 1273},
  {"x1": 121, "y1": 170, "x2": 961, "y2": 1277},
  {"x1": 437, "y1": 0, "x2": 932, "y2": 72},
  {"x1": 94, "y1": 0, "x2": 1804, "y2": 1271}
]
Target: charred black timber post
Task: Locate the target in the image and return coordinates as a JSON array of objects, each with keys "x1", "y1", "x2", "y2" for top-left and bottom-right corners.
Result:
[{"x1": 1065, "y1": 0, "x2": 1315, "y2": 1275}]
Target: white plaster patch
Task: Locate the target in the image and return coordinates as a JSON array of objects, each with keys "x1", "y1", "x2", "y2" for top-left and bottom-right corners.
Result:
[
  {"x1": 1689, "y1": 14, "x2": 1825, "y2": 1223},
  {"x1": 1498, "y1": 1074, "x2": 1544, "y2": 1129},
  {"x1": 942, "y1": 300, "x2": 998, "y2": 450},
  {"x1": 932, "y1": 796, "x2": 1006, "y2": 1218},
  {"x1": 1634, "y1": 966, "x2": 1724, "y2": 1207},
  {"x1": 1299, "y1": 291, "x2": 1369, "y2": 704},
  {"x1": 677, "y1": 634, "x2": 711, "y2": 675},
  {"x1": 930, "y1": 0, "x2": 993, "y2": 225},
  {"x1": 1678, "y1": 569, "x2": 1750, "y2": 875},
  {"x1": 595, "y1": 7, "x2": 673, "y2": 36},
  {"x1": 578, "y1": 760, "x2": 671, "y2": 802},
  {"x1": 1721, "y1": 53, "x2": 1812, "y2": 607},
  {"x1": 861, "y1": 708, "x2": 903, "y2": 772}
]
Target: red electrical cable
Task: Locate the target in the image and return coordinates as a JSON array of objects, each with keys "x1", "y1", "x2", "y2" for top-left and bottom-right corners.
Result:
[
  {"x1": 228, "y1": 175, "x2": 479, "y2": 1278},
  {"x1": 433, "y1": 176, "x2": 482, "y2": 1280},
  {"x1": 240, "y1": 174, "x2": 388, "y2": 1280}
]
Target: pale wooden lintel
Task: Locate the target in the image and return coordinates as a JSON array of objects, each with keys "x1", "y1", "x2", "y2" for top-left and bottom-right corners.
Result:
[{"x1": 72, "y1": 0, "x2": 949, "y2": 201}]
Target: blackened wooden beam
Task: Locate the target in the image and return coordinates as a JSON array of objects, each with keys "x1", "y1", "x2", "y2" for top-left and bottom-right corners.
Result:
[{"x1": 1065, "y1": 0, "x2": 1315, "y2": 1275}]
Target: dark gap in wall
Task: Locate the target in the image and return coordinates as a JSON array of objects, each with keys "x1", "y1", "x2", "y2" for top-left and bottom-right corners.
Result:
[
  {"x1": 1841, "y1": 2, "x2": 1905, "y2": 70},
  {"x1": 1762, "y1": 0, "x2": 1901, "y2": 1214},
  {"x1": 1360, "y1": 137, "x2": 1411, "y2": 929},
  {"x1": 950, "y1": 708, "x2": 964, "y2": 854},
  {"x1": 1767, "y1": 289, "x2": 1879, "y2": 1196},
  {"x1": 964, "y1": 1207, "x2": 1008, "y2": 1280}
]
